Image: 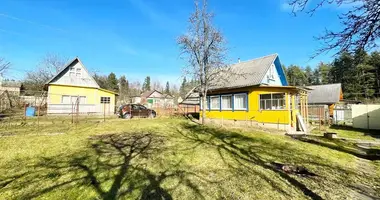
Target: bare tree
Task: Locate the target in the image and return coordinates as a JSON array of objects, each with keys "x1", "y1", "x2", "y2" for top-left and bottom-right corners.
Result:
[
  {"x1": 152, "y1": 80, "x2": 163, "y2": 92},
  {"x1": 288, "y1": 0, "x2": 379, "y2": 58},
  {"x1": 23, "y1": 53, "x2": 68, "y2": 95},
  {"x1": 178, "y1": 0, "x2": 229, "y2": 124},
  {"x1": 0, "y1": 57, "x2": 10, "y2": 76}
]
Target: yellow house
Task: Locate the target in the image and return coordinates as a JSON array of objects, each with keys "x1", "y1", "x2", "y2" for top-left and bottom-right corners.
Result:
[
  {"x1": 45, "y1": 57, "x2": 117, "y2": 115},
  {"x1": 201, "y1": 54, "x2": 308, "y2": 132}
]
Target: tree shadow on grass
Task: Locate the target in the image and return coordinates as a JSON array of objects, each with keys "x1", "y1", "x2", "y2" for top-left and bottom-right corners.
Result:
[
  {"x1": 329, "y1": 125, "x2": 380, "y2": 139},
  {"x1": 176, "y1": 123, "x2": 324, "y2": 200},
  {"x1": 0, "y1": 132, "x2": 208, "y2": 200},
  {"x1": 294, "y1": 135, "x2": 380, "y2": 161}
]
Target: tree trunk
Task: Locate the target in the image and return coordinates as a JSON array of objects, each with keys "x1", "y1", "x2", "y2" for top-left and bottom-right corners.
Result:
[{"x1": 201, "y1": 94, "x2": 207, "y2": 125}]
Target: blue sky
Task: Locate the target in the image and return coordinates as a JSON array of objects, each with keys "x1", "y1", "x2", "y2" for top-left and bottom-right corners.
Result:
[{"x1": 0, "y1": 0, "x2": 351, "y2": 85}]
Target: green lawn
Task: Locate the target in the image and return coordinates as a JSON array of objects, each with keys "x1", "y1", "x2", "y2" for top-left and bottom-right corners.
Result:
[
  {"x1": 312, "y1": 125, "x2": 380, "y2": 141},
  {"x1": 0, "y1": 117, "x2": 379, "y2": 199}
]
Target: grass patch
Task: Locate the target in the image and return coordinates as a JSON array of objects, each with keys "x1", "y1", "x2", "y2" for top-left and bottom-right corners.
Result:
[
  {"x1": 312, "y1": 125, "x2": 380, "y2": 141},
  {"x1": 0, "y1": 118, "x2": 379, "y2": 199}
]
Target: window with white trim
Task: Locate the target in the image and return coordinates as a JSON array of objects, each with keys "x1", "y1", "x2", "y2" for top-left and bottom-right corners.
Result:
[
  {"x1": 69, "y1": 67, "x2": 75, "y2": 77},
  {"x1": 234, "y1": 93, "x2": 247, "y2": 110},
  {"x1": 79, "y1": 96, "x2": 86, "y2": 104},
  {"x1": 260, "y1": 93, "x2": 285, "y2": 110},
  {"x1": 200, "y1": 98, "x2": 210, "y2": 110},
  {"x1": 61, "y1": 95, "x2": 70, "y2": 104},
  {"x1": 61, "y1": 95, "x2": 87, "y2": 104},
  {"x1": 210, "y1": 96, "x2": 220, "y2": 110},
  {"x1": 76, "y1": 68, "x2": 81, "y2": 77},
  {"x1": 221, "y1": 95, "x2": 232, "y2": 110}
]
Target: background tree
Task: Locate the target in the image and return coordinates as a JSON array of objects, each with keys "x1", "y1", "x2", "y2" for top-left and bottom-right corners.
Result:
[
  {"x1": 165, "y1": 81, "x2": 170, "y2": 94},
  {"x1": 142, "y1": 76, "x2": 151, "y2": 92},
  {"x1": 288, "y1": 0, "x2": 380, "y2": 57},
  {"x1": 304, "y1": 66, "x2": 313, "y2": 85},
  {"x1": 367, "y1": 51, "x2": 380, "y2": 97},
  {"x1": 286, "y1": 65, "x2": 307, "y2": 86},
  {"x1": 179, "y1": 77, "x2": 188, "y2": 98},
  {"x1": 119, "y1": 75, "x2": 129, "y2": 102},
  {"x1": 152, "y1": 80, "x2": 163, "y2": 92},
  {"x1": 93, "y1": 73, "x2": 107, "y2": 89},
  {"x1": 178, "y1": 0, "x2": 228, "y2": 124},
  {"x1": 23, "y1": 53, "x2": 67, "y2": 95},
  {"x1": 0, "y1": 57, "x2": 10, "y2": 76},
  {"x1": 317, "y1": 62, "x2": 332, "y2": 84},
  {"x1": 106, "y1": 72, "x2": 118, "y2": 92}
]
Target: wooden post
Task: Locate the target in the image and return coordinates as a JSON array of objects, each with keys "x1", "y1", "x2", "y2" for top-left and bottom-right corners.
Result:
[
  {"x1": 305, "y1": 92, "x2": 309, "y2": 125},
  {"x1": 37, "y1": 106, "x2": 40, "y2": 128},
  {"x1": 319, "y1": 107, "x2": 321, "y2": 132},
  {"x1": 71, "y1": 102, "x2": 74, "y2": 124},
  {"x1": 23, "y1": 104, "x2": 27, "y2": 120},
  {"x1": 103, "y1": 103, "x2": 106, "y2": 122}
]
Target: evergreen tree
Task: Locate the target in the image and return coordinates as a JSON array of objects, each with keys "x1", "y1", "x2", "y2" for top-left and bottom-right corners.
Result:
[
  {"x1": 142, "y1": 76, "x2": 151, "y2": 92},
  {"x1": 165, "y1": 81, "x2": 170, "y2": 94},
  {"x1": 286, "y1": 65, "x2": 307, "y2": 86},
  {"x1": 179, "y1": 77, "x2": 187, "y2": 98},
  {"x1": 317, "y1": 62, "x2": 331, "y2": 84},
  {"x1": 367, "y1": 51, "x2": 380, "y2": 97},
  {"x1": 304, "y1": 66, "x2": 313, "y2": 86},
  {"x1": 311, "y1": 68, "x2": 321, "y2": 85},
  {"x1": 93, "y1": 73, "x2": 107, "y2": 89},
  {"x1": 119, "y1": 75, "x2": 129, "y2": 101},
  {"x1": 106, "y1": 72, "x2": 118, "y2": 92}
]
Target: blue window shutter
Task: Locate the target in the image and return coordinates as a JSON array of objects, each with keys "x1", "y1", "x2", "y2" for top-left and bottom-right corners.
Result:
[
  {"x1": 219, "y1": 95, "x2": 222, "y2": 111},
  {"x1": 232, "y1": 94, "x2": 234, "y2": 112},
  {"x1": 246, "y1": 93, "x2": 249, "y2": 111},
  {"x1": 207, "y1": 96, "x2": 211, "y2": 111}
]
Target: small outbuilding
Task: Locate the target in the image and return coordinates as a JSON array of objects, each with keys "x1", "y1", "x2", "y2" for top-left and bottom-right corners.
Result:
[{"x1": 307, "y1": 83, "x2": 343, "y2": 116}]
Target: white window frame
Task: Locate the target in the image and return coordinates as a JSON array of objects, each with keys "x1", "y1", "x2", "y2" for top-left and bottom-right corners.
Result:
[
  {"x1": 221, "y1": 95, "x2": 232, "y2": 110},
  {"x1": 210, "y1": 96, "x2": 220, "y2": 110},
  {"x1": 234, "y1": 93, "x2": 248, "y2": 110},
  {"x1": 76, "y1": 68, "x2": 82, "y2": 77},
  {"x1": 259, "y1": 93, "x2": 286, "y2": 111},
  {"x1": 200, "y1": 97, "x2": 210, "y2": 110},
  {"x1": 61, "y1": 95, "x2": 70, "y2": 104},
  {"x1": 100, "y1": 97, "x2": 111, "y2": 104}
]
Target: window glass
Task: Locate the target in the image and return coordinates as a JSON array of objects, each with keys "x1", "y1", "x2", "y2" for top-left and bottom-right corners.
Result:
[
  {"x1": 138, "y1": 105, "x2": 146, "y2": 110},
  {"x1": 259, "y1": 93, "x2": 285, "y2": 110},
  {"x1": 61, "y1": 95, "x2": 70, "y2": 104},
  {"x1": 234, "y1": 94, "x2": 247, "y2": 110},
  {"x1": 100, "y1": 97, "x2": 111, "y2": 104},
  {"x1": 79, "y1": 96, "x2": 86, "y2": 104},
  {"x1": 210, "y1": 96, "x2": 220, "y2": 110},
  {"x1": 221, "y1": 95, "x2": 232, "y2": 110},
  {"x1": 71, "y1": 96, "x2": 78, "y2": 104}
]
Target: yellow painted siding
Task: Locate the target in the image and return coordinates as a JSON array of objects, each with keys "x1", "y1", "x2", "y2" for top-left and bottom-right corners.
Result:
[
  {"x1": 202, "y1": 87, "x2": 298, "y2": 124},
  {"x1": 48, "y1": 84, "x2": 115, "y2": 105}
]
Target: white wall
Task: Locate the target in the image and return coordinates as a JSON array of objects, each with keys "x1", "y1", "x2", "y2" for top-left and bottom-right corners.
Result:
[
  {"x1": 352, "y1": 105, "x2": 380, "y2": 130},
  {"x1": 50, "y1": 60, "x2": 99, "y2": 88},
  {"x1": 261, "y1": 64, "x2": 282, "y2": 86}
]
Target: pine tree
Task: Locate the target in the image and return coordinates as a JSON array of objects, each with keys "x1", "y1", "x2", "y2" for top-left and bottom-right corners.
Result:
[
  {"x1": 119, "y1": 75, "x2": 129, "y2": 101},
  {"x1": 304, "y1": 66, "x2": 313, "y2": 86},
  {"x1": 142, "y1": 76, "x2": 151, "y2": 92},
  {"x1": 165, "y1": 81, "x2": 170, "y2": 94},
  {"x1": 106, "y1": 72, "x2": 118, "y2": 92},
  {"x1": 179, "y1": 77, "x2": 187, "y2": 98}
]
